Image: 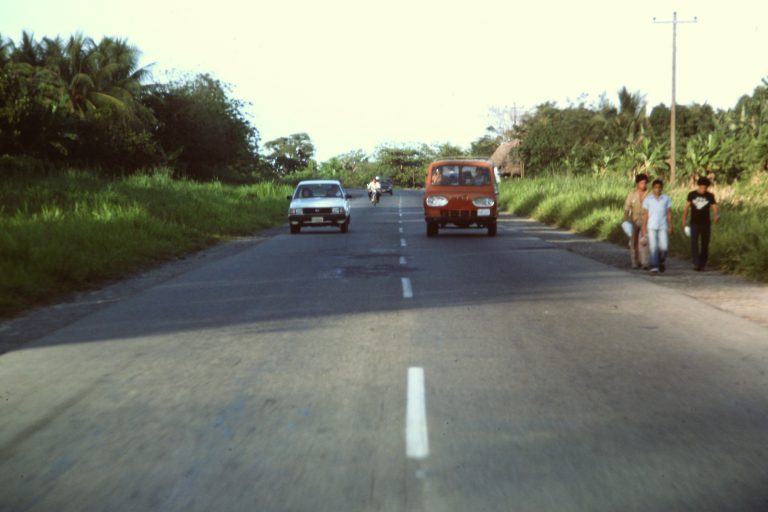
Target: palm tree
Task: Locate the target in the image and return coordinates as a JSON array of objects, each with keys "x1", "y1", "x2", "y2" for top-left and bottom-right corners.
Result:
[
  {"x1": 616, "y1": 87, "x2": 648, "y2": 144},
  {"x1": 90, "y1": 37, "x2": 152, "y2": 108},
  {"x1": 0, "y1": 33, "x2": 12, "y2": 67},
  {"x1": 38, "y1": 34, "x2": 149, "y2": 117},
  {"x1": 11, "y1": 31, "x2": 44, "y2": 66}
]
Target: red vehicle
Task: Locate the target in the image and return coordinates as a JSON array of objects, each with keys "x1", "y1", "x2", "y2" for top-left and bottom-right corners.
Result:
[{"x1": 423, "y1": 159, "x2": 498, "y2": 237}]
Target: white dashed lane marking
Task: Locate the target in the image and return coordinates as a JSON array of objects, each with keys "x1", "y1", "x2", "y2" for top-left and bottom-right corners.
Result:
[
  {"x1": 401, "y1": 277, "x2": 413, "y2": 299},
  {"x1": 406, "y1": 367, "x2": 429, "y2": 459}
]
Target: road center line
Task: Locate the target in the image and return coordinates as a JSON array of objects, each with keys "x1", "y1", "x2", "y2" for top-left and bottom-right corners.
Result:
[
  {"x1": 399, "y1": 227, "x2": 404, "y2": 234},
  {"x1": 406, "y1": 367, "x2": 429, "y2": 459},
  {"x1": 401, "y1": 277, "x2": 413, "y2": 299},
  {"x1": 400, "y1": 238, "x2": 407, "y2": 247},
  {"x1": 400, "y1": 256, "x2": 407, "y2": 265}
]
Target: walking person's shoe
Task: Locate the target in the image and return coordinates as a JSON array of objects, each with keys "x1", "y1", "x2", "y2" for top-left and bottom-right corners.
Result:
[
  {"x1": 650, "y1": 268, "x2": 659, "y2": 274},
  {"x1": 659, "y1": 263, "x2": 666, "y2": 273}
]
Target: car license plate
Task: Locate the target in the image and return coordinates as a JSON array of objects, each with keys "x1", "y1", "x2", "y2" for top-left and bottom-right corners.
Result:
[
  {"x1": 311, "y1": 216, "x2": 324, "y2": 223},
  {"x1": 477, "y1": 209, "x2": 491, "y2": 217}
]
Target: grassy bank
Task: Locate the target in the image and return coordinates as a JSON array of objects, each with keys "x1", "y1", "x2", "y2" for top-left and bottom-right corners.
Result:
[
  {"x1": 0, "y1": 169, "x2": 292, "y2": 317},
  {"x1": 498, "y1": 174, "x2": 768, "y2": 282}
]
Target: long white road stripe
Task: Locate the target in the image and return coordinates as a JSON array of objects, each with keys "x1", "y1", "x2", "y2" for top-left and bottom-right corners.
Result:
[
  {"x1": 400, "y1": 256, "x2": 407, "y2": 265},
  {"x1": 400, "y1": 238, "x2": 407, "y2": 247},
  {"x1": 401, "y1": 277, "x2": 413, "y2": 298},
  {"x1": 406, "y1": 367, "x2": 429, "y2": 459}
]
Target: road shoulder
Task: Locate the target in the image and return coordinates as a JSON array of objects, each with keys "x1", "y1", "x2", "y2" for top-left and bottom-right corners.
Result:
[
  {"x1": 503, "y1": 215, "x2": 768, "y2": 329},
  {"x1": 0, "y1": 226, "x2": 285, "y2": 355}
]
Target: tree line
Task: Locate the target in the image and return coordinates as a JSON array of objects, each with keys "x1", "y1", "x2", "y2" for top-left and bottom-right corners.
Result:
[
  {"x1": 512, "y1": 84, "x2": 768, "y2": 183},
  {"x1": 0, "y1": 32, "x2": 282, "y2": 180},
  {"x1": 3, "y1": 32, "x2": 765, "y2": 186}
]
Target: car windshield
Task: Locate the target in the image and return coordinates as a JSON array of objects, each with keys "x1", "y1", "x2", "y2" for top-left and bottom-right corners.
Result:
[
  {"x1": 295, "y1": 184, "x2": 342, "y2": 199},
  {"x1": 431, "y1": 165, "x2": 491, "y2": 186}
]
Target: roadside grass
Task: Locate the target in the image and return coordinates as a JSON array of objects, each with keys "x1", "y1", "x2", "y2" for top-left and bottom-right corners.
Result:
[
  {"x1": 0, "y1": 169, "x2": 292, "y2": 317},
  {"x1": 498, "y1": 174, "x2": 768, "y2": 282}
]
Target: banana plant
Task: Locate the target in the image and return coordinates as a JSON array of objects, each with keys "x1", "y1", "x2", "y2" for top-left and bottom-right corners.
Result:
[{"x1": 684, "y1": 133, "x2": 720, "y2": 183}]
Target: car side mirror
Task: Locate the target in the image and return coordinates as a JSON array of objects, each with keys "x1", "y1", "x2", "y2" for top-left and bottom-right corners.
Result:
[
  {"x1": 286, "y1": 195, "x2": 293, "y2": 201},
  {"x1": 345, "y1": 194, "x2": 352, "y2": 199}
]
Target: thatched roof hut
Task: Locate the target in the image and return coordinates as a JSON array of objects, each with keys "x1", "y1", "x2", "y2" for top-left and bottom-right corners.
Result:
[{"x1": 490, "y1": 139, "x2": 523, "y2": 177}]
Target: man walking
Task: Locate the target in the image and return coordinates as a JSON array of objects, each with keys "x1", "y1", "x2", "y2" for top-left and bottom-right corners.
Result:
[
  {"x1": 624, "y1": 173, "x2": 649, "y2": 269},
  {"x1": 682, "y1": 177, "x2": 720, "y2": 271},
  {"x1": 642, "y1": 179, "x2": 673, "y2": 274}
]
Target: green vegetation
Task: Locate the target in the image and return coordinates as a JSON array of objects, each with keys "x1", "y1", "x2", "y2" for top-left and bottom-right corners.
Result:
[
  {"x1": 0, "y1": 170, "x2": 291, "y2": 317},
  {"x1": 498, "y1": 174, "x2": 768, "y2": 281},
  {"x1": 513, "y1": 84, "x2": 768, "y2": 184},
  {"x1": 0, "y1": 32, "x2": 265, "y2": 181}
]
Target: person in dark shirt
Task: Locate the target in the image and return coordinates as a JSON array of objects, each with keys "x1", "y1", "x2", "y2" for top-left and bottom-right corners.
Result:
[{"x1": 682, "y1": 177, "x2": 720, "y2": 271}]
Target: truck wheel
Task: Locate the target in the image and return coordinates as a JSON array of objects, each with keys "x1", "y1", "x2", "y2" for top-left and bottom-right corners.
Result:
[
  {"x1": 290, "y1": 225, "x2": 300, "y2": 234},
  {"x1": 426, "y1": 222, "x2": 438, "y2": 237},
  {"x1": 487, "y1": 223, "x2": 497, "y2": 237}
]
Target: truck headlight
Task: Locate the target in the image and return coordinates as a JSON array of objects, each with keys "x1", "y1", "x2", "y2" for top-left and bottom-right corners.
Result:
[
  {"x1": 290, "y1": 208, "x2": 303, "y2": 215},
  {"x1": 472, "y1": 197, "x2": 495, "y2": 207},
  {"x1": 426, "y1": 196, "x2": 449, "y2": 207},
  {"x1": 332, "y1": 207, "x2": 343, "y2": 214}
]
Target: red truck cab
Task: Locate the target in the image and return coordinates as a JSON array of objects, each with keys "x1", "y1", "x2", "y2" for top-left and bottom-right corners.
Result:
[{"x1": 423, "y1": 159, "x2": 498, "y2": 237}]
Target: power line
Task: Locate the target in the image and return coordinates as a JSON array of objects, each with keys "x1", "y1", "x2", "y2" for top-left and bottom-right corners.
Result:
[{"x1": 653, "y1": 11, "x2": 698, "y2": 183}]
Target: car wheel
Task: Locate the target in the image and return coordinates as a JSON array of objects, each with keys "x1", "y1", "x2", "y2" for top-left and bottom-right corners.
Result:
[
  {"x1": 340, "y1": 221, "x2": 349, "y2": 233},
  {"x1": 426, "y1": 222, "x2": 438, "y2": 237},
  {"x1": 290, "y1": 225, "x2": 300, "y2": 234},
  {"x1": 487, "y1": 223, "x2": 497, "y2": 237}
]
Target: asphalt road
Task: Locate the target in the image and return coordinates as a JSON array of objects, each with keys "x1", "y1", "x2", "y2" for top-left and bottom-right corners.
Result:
[{"x1": 2, "y1": 190, "x2": 768, "y2": 512}]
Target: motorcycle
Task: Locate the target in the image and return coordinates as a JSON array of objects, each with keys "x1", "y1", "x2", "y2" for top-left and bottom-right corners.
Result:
[{"x1": 369, "y1": 190, "x2": 381, "y2": 206}]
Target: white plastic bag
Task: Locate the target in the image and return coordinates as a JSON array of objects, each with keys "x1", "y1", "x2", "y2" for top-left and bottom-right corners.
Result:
[{"x1": 621, "y1": 221, "x2": 633, "y2": 238}]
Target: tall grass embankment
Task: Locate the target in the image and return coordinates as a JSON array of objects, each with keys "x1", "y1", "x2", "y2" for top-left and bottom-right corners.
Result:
[
  {"x1": 498, "y1": 174, "x2": 768, "y2": 282},
  {"x1": 0, "y1": 169, "x2": 292, "y2": 317}
]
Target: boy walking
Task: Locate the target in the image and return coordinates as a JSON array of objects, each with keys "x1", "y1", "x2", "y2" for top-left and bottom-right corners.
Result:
[
  {"x1": 642, "y1": 179, "x2": 673, "y2": 274},
  {"x1": 624, "y1": 173, "x2": 649, "y2": 269},
  {"x1": 682, "y1": 177, "x2": 720, "y2": 271}
]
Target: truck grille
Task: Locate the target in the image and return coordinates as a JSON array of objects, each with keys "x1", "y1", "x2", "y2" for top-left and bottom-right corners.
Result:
[
  {"x1": 304, "y1": 208, "x2": 333, "y2": 214},
  {"x1": 440, "y1": 210, "x2": 472, "y2": 218}
]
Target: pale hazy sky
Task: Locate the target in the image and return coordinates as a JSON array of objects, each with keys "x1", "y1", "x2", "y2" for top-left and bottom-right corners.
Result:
[{"x1": 4, "y1": 0, "x2": 767, "y2": 160}]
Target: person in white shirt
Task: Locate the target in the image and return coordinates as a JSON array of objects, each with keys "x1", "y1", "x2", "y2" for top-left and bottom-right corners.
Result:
[
  {"x1": 641, "y1": 179, "x2": 673, "y2": 274},
  {"x1": 367, "y1": 177, "x2": 381, "y2": 204}
]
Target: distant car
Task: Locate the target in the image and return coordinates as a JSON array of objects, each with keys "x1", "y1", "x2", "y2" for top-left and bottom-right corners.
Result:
[
  {"x1": 423, "y1": 159, "x2": 498, "y2": 237},
  {"x1": 287, "y1": 180, "x2": 351, "y2": 234},
  {"x1": 379, "y1": 177, "x2": 394, "y2": 195}
]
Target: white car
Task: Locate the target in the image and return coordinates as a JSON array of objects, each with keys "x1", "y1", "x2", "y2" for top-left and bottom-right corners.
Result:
[{"x1": 287, "y1": 180, "x2": 351, "y2": 234}]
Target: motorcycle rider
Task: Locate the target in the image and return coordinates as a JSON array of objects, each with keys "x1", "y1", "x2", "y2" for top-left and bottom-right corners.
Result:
[{"x1": 367, "y1": 176, "x2": 382, "y2": 205}]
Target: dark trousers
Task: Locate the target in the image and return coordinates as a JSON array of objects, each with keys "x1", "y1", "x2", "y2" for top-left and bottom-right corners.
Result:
[{"x1": 690, "y1": 223, "x2": 711, "y2": 268}]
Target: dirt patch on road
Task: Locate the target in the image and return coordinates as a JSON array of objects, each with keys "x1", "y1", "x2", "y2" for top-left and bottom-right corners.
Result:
[{"x1": 504, "y1": 215, "x2": 768, "y2": 329}]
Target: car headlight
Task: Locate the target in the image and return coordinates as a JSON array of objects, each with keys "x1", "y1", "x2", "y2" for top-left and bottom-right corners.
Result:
[
  {"x1": 472, "y1": 197, "x2": 495, "y2": 207},
  {"x1": 332, "y1": 207, "x2": 343, "y2": 214},
  {"x1": 290, "y1": 208, "x2": 303, "y2": 215},
  {"x1": 426, "y1": 196, "x2": 449, "y2": 207}
]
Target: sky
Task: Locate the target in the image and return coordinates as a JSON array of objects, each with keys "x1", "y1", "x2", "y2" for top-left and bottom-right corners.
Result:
[{"x1": 4, "y1": 0, "x2": 767, "y2": 160}]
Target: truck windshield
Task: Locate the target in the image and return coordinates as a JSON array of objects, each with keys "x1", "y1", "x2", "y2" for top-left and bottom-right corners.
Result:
[{"x1": 431, "y1": 166, "x2": 491, "y2": 186}]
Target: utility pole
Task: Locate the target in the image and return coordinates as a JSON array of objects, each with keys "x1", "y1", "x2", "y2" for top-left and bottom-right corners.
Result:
[{"x1": 653, "y1": 11, "x2": 697, "y2": 183}]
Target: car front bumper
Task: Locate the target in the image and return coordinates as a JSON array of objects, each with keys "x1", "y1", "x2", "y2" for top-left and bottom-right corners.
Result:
[
  {"x1": 424, "y1": 207, "x2": 497, "y2": 226},
  {"x1": 289, "y1": 213, "x2": 348, "y2": 226}
]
